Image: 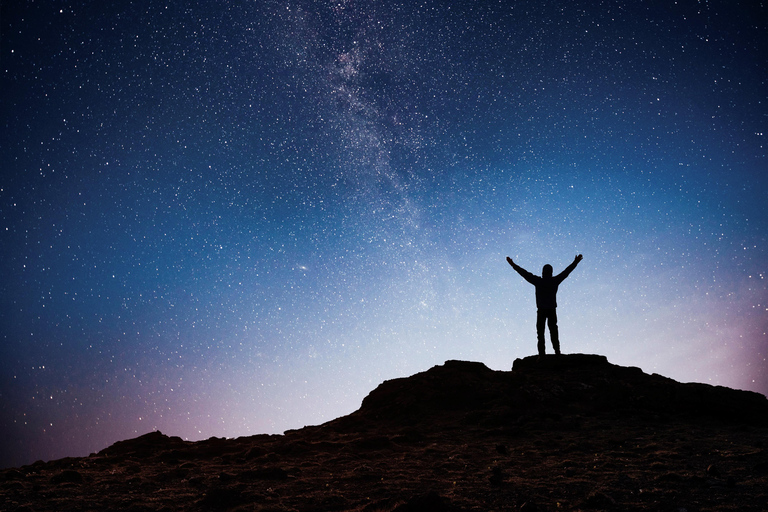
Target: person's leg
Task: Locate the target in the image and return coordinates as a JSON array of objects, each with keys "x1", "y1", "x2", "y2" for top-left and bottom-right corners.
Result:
[
  {"x1": 548, "y1": 309, "x2": 560, "y2": 355},
  {"x1": 536, "y1": 310, "x2": 546, "y2": 356}
]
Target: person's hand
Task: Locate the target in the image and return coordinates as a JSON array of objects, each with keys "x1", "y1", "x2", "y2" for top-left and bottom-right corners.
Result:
[
  {"x1": 506, "y1": 256, "x2": 514, "y2": 265},
  {"x1": 574, "y1": 254, "x2": 583, "y2": 263}
]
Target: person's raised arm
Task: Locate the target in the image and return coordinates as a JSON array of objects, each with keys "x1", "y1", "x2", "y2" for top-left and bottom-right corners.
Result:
[
  {"x1": 555, "y1": 254, "x2": 583, "y2": 282},
  {"x1": 506, "y1": 256, "x2": 537, "y2": 285}
]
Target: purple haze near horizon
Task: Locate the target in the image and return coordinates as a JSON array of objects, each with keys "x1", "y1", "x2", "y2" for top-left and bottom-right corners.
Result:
[{"x1": 1, "y1": 0, "x2": 766, "y2": 468}]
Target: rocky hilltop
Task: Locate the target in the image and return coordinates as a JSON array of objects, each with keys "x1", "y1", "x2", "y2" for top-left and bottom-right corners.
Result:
[{"x1": 2, "y1": 355, "x2": 767, "y2": 511}]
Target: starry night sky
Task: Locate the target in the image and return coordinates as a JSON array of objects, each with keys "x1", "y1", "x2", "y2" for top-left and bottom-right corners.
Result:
[{"x1": 1, "y1": 0, "x2": 766, "y2": 468}]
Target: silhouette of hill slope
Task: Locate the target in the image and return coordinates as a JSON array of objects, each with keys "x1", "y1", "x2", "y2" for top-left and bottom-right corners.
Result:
[
  {"x1": 328, "y1": 355, "x2": 768, "y2": 432},
  {"x1": 2, "y1": 355, "x2": 768, "y2": 512}
]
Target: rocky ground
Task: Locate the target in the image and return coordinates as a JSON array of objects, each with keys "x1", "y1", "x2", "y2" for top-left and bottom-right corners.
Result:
[{"x1": 2, "y1": 354, "x2": 767, "y2": 511}]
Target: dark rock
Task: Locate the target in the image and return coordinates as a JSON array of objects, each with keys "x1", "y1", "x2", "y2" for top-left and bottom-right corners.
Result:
[
  {"x1": 656, "y1": 472, "x2": 684, "y2": 484},
  {"x1": 50, "y1": 469, "x2": 84, "y2": 484},
  {"x1": 362, "y1": 498, "x2": 400, "y2": 511},
  {"x1": 513, "y1": 353, "x2": 609, "y2": 371},
  {"x1": 238, "y1": 467, "x2": 289, "y2": 480},
  {"x1": 98, "y1": 431, "x2": 188, "y2": 459},
  {"x1": 187, "y1": 476, "x2": 206, "y2": 488},
  {"x1": 393, "y1": 490, "x2": 458, "y2": 512},
  {"x1": 197, "y1": 486, "x2": 246, "y2": 511},
  {"x1": 218, "y1": 471, "x2": 235, "y2": 482},
  {"x1": 489, "y1": 465, "x2": 505, "y2": 486},
  {"x1": 351, "y1": 435, "x2": 392, "y2": 451},
  {"x1": 340, "y1": 355, "x2": 768, "y2": 429},
  {"x1": 244, "y1": 445, "x2": 267, "y2": 459},
  {"x1": 300, "y1": 494, "x2": 350, "y2": 512},
  {"x1": 581, "y1": 490, "x2": 616, "y2": 508},
  {"x1": 357, "y1": 360, "x2": 503, "y2": 421},
  {"x1": 3, "y1": 469, "x2": 24, "y2": 481}
]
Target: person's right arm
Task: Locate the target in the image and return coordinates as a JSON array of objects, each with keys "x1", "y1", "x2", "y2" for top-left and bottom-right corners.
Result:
[{"x1": 506, "y1": 257, "x2": 537, "y2": 285}]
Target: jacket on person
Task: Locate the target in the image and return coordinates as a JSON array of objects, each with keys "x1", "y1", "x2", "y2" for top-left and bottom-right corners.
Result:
[{"x1": 510, "y1": 259, "x2": 579, "y2": 309}]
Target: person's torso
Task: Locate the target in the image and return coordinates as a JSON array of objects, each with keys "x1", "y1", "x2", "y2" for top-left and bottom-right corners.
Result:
[{"x1": 535, "y1": 277, "x2": 559, "y2": 309}]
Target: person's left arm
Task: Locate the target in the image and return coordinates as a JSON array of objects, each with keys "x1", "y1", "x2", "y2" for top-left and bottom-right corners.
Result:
[{"x1": 555, "y1": 254, "x2": 583, "y2": 282}]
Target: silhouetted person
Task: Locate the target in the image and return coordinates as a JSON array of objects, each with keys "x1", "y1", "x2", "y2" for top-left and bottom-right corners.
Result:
[{"x1": 506, "y1": 254, "x2": 583, "y2": 356}]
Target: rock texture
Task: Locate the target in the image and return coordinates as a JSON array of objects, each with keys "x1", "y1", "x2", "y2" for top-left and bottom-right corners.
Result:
[{"x1": 2, "y1": 354, "x2": 767, "y2": 511}]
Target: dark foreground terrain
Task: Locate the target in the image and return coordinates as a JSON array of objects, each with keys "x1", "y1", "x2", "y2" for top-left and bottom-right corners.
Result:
[{"x1": 2, "y1": 354, "x2": 767, "y2": 511}]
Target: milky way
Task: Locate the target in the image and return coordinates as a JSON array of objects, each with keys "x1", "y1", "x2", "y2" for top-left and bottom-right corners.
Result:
[{"x1": 1, "y1": 0, "x2": 766, "y2": 468}]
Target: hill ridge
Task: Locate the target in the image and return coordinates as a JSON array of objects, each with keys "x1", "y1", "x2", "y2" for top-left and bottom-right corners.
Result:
[
  {"x1": 3, "y1": 354, "x2": 768, "y2": 511},
  {"x1": 325, "y1": 354, "x2": 768, "y2": 433}
]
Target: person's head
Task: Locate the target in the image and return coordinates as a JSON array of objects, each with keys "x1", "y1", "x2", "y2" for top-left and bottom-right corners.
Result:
[{"x1": 542, "y1": 264, "x2": 553, "y2": 278}]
